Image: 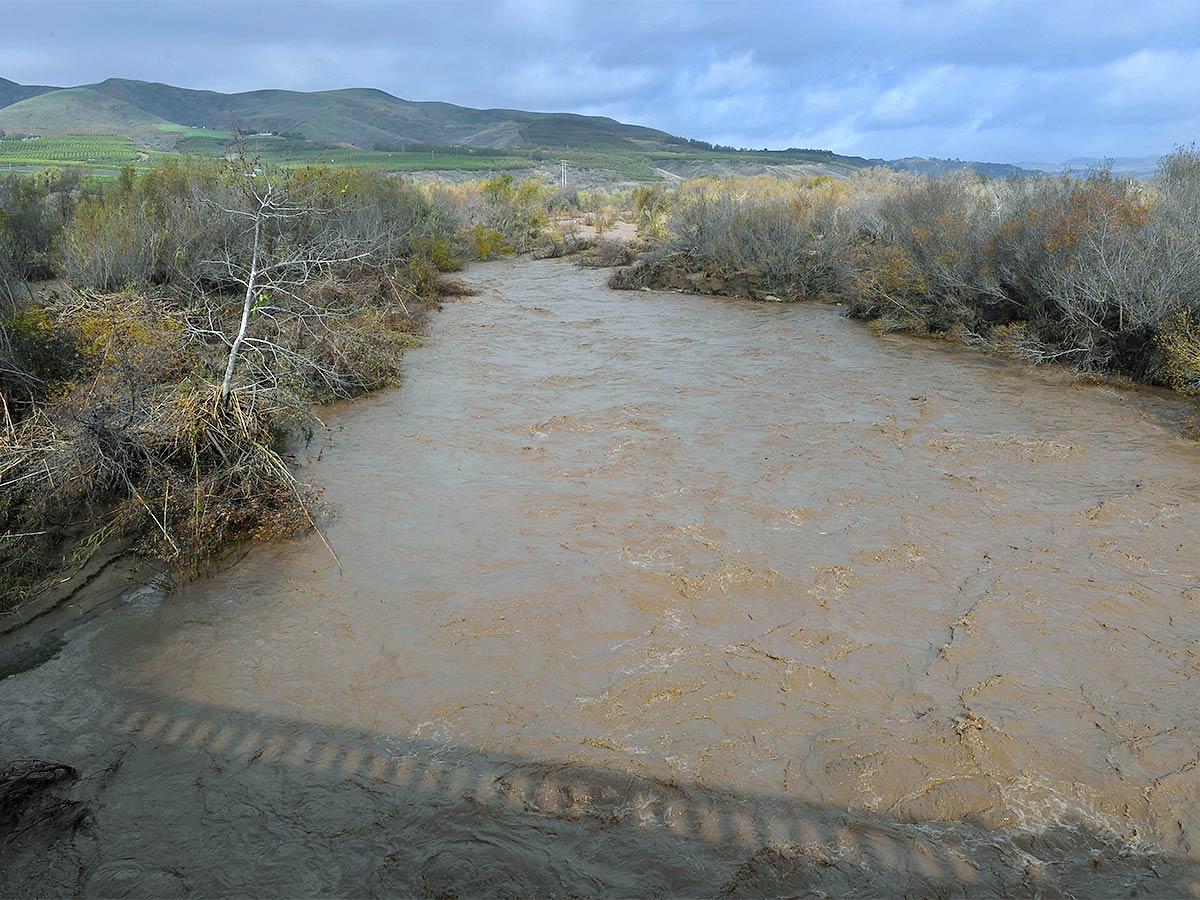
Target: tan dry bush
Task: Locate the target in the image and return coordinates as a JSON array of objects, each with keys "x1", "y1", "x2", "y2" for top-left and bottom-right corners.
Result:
[
  {"x1": 4, "y1": 159, "x2": 463, "y2": 610},
  {"x1": 1, "y1": 379, "x2": 310, "y2": 610},
  {"x1": 1160, "y1": 311, "x2": 1200, "y2": 395},
  {"x1": 578, "y1": 239, "x2": 636, "y2": 268},
  {"x1": 623, "y1": 150, "x2": 1200, "y2": 387}
]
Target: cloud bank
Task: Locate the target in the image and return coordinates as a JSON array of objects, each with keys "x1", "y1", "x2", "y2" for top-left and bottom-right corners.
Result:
[{"x1": 4, "y1": 0, "x2": 1198, "y2": 161}]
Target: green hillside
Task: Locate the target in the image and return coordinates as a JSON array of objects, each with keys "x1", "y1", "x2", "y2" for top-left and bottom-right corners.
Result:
[
  {"x1": 5, "y1": 78, "x2": 687, "y2": 152},
  {"x1": 0, "y1": 76, "x2": 822, "y2": 180},
  {"x1": 0, "y1": 87, "x2": 168, "y2": 134},
  {"x1": 0, "y1": 76, "x2": 1020, "y2": 181}
]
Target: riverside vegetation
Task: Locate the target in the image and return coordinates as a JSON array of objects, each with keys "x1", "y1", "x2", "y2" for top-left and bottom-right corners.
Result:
[
  {"x1": 3, "y1": 153, "x2": 1200, "y2": 617},
  {"x1": 0, "y1": 161, "x2": 577, "y2": 614},
  {"x1": 614, "y1": 148, "x2": 1200, "y2": 394}
]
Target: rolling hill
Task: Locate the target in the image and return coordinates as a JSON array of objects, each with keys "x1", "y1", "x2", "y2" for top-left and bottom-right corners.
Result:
[
  {"x1": 1018, "y1": 155, "x2": 1163, "y2": 179},
  {"x1": 0, "y1": 77, "x2": 57, "y2": 110},
  {"x1": 879, "y1": 157, "x2": 1031, "y2": 178},
  {"x1": 0, "y1": 76, "x2": 1037, "y2": 181},
  {"x1": 0, "y1": 87, "x2": 169, "y2": 134},
  {"x1": 0, "y1": 77, "x2": 689, "y2": 152}
]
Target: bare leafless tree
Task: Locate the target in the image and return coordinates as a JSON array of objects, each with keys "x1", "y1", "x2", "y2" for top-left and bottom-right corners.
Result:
[{"x1": 187, "y1": 164, "x2": 378, "y2": 405}]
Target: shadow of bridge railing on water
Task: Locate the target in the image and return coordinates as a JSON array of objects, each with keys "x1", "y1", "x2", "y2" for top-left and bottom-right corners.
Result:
[{"x1": 60, "y1": 690, "x2": 1198, "y2": 899}]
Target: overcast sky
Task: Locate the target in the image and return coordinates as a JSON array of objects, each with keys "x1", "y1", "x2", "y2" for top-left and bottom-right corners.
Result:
[{"x1": 4, "y1": 0, "x2": 1198, "y2": 162}]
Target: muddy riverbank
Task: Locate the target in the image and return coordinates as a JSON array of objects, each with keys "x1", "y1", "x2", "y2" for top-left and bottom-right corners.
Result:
[{"x1": 2, "y1": 259, "x2": 1199, "y2": 897}]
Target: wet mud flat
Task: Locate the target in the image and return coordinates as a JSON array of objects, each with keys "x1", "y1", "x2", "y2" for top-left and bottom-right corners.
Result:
[{"x1": 2, "y1": 259, "x2": 1199, "y2": 897}]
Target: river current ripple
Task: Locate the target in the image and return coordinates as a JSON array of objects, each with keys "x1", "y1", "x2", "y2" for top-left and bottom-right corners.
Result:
[{"x1": 3, "y1": 259, "x2": 1199, "y2": 897}]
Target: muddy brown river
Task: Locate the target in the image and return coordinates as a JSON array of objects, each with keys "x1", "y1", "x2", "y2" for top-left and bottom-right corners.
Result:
[{"x1": 3, "y1": 259, "x2": 1200, "y2": 897}]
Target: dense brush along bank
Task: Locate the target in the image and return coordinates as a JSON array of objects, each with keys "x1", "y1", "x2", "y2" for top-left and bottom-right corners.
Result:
[{"x1": 2, "y1": 259, "x2": 1199, "y2": 897}]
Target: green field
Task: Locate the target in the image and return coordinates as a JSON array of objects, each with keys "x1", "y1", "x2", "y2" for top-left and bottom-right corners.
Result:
[
  {"x1": 0, "y1": 134, "x2": 143, "y2": 168},
  {"x1": 153, "y1": 123, "x2": 234, "y2": 138},
  {"x1": 0, "y1": 130, "x2": 871, "y2": 183},
  {"x1": 172, "y1": 133, "x2": 539, "y2": 170}
]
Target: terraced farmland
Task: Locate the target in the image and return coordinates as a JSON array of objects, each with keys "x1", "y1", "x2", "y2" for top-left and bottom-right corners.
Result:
[
  {"x1": 0, "y1": 133, "x2": 143, "y2": 168},
  {"x1": 175, "y1": 133, "x2": 539, "y2": 171},
  {"x1": 0, "y1": 130, "x2": 865, "y2": 182}
]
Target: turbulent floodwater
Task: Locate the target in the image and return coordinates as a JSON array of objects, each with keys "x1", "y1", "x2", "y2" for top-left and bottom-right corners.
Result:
[{"x1": 3, "y1": 259, "x2": 1200, "y2": 897}]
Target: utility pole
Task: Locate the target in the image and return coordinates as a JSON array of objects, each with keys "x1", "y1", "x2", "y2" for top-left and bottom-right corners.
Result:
[{"x1": 561, "y1": 160, "x2": 566, "y2": 192}]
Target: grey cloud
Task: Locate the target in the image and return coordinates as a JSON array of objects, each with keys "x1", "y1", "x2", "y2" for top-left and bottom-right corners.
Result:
[{"x1": 1, "y1": 0, "x2": 1198, "y2": 161}]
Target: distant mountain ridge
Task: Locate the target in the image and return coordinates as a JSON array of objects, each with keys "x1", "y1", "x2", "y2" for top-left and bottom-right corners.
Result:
[
  {"x1": 1018, "y1": 156, "x2": 1163, "y2": 178},
  {"x1": 0, "y1": 77, "x2": 58, "y2": 109},
  {"x1": 877, "y1": 156, "x2": 1032, "y2": 178},
  {"x1": 0, "y1": 76, "x2": 1039, "y2": 178},
  {"x1": 0, "y1": 77, "x2": 689, "y2": 152}
]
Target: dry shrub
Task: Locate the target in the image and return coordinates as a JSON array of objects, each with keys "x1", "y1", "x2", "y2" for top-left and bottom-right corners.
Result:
[
  {"x1": 433, "y1": 277, "x2": 478, "y2": 297},
  {"x1": 578, "y1": 238, "x2": 636, "y2": 268},
  {"x1": 2, "y1": 302, "x2": 82, "y2": 425},
  {"x1": 536, "y1": 232, "x2": 593, "y2": 260},
  {"x1": 426, "y1": 174, "x2": 623, "y2": 260},
  {"x1": 1, "y1": 379, "x2": 310, "y2": 609},
  {"x1": 467, "y1": 223, "x2": 511, "y2": 260},
  {"x1": 2, "y1": 161, "x2": 463, "y2": 613},
  {"x1": 1, "y1": 282, "x2": 415, "y2": 609},
  {"x1": 413, "y1": 236, "x2": 462, "y2": 273},
  {"x1": 1160, "y1": 311, "x2": 1200, "y2": 395},
  {"x1": 632, "y1": 184, "x2": 670, "y2": 241},
  {"x1": 296, "y1": 304, "x2": 417, "y2": 397},
  {"x1": 615, "y1": 149, "x2": 1200, "y2": 388},
  {"x1": 630, "y1": 173, "x2": 887, "y2": 300}
]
